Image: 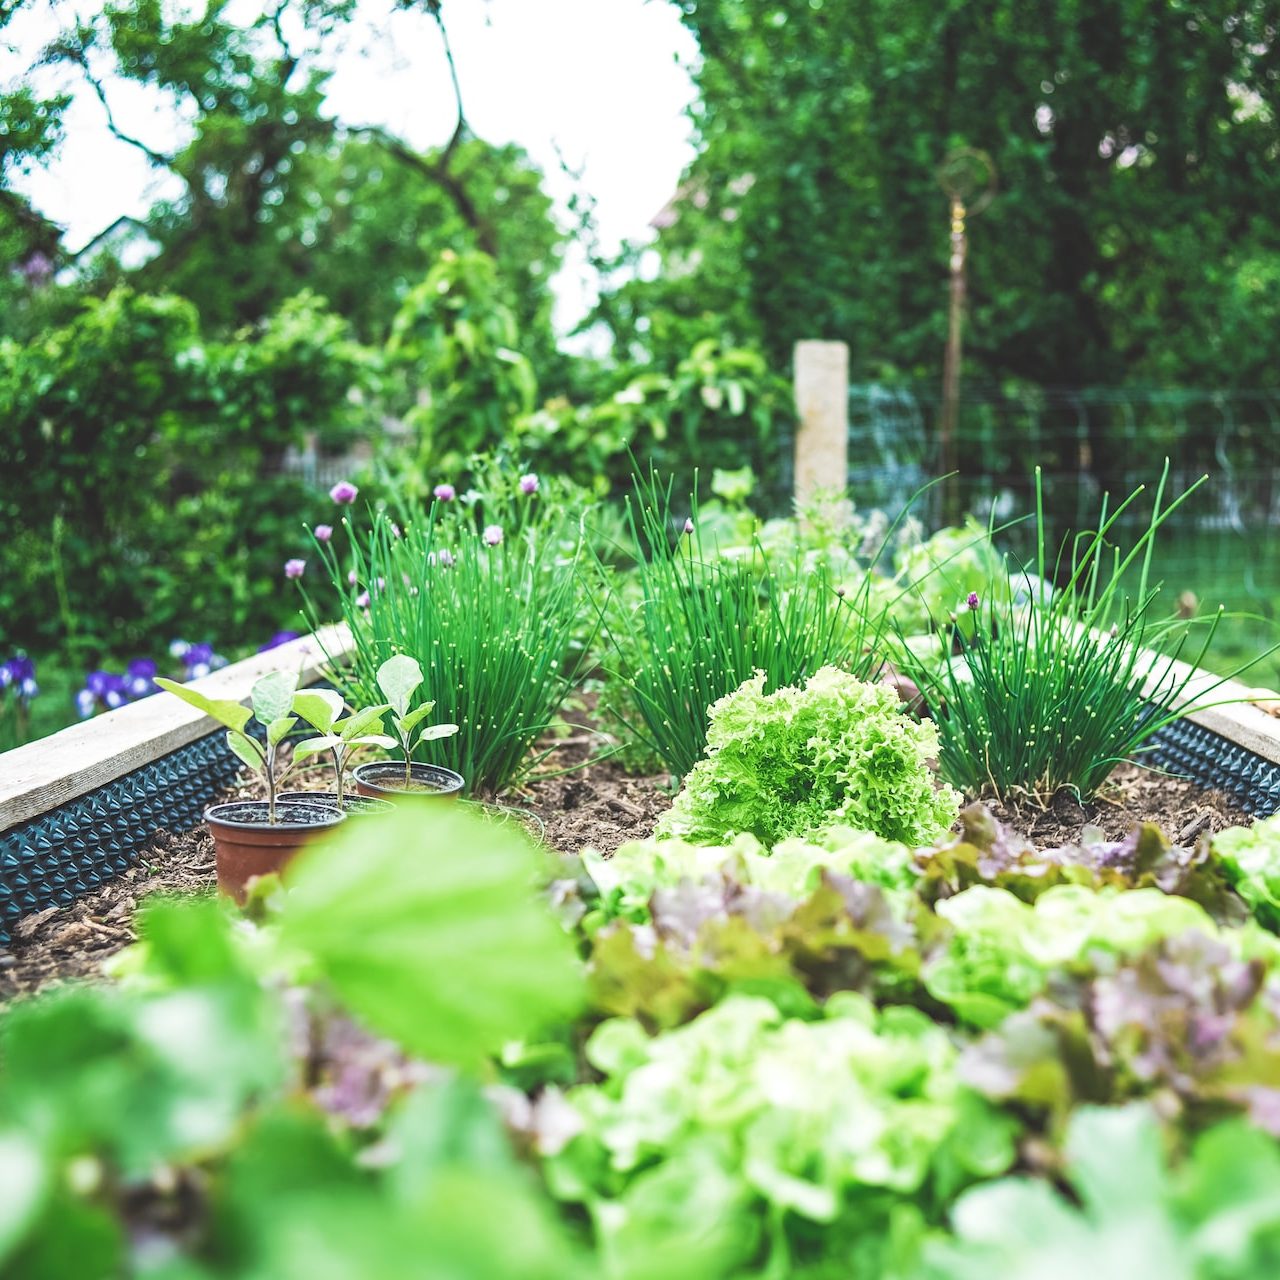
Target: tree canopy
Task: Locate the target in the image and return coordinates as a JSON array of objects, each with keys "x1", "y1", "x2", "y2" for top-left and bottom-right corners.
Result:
[{"x1": 613, "y1": 0, "x2": 1280, "y2": 388}]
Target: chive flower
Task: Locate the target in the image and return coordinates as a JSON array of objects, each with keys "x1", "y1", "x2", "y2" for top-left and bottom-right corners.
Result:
[
  {"x1": 314, "y1": 524, "x2": 333, "y2": 543},
  {"x1": 284, "y1": 558, "x2": 306, "y2": 580},
  {"x1": 433, "y1": 483, "x2": 456, "y2": 501},
  {"x1": 329, "y1": 480, "x2": 359, "y2": 504},
  {"x1": 356, "y1": 590, "x2": 370, "y2": 609},
  {"x1": 683, "y1": 517, "x2": 695, "y2": 535},
  {"x1": 348, "y1": 569, "x2": 359, "y2": 585},
  {"x1": 519, "y1": 473, "x2": 540, "y2": 495},
  {"x1": 967, "y1": 591, "x2": 980, "y2": 610},
  {"x1": 483, "y1": 525, "x2": 503, "y2": 547}
]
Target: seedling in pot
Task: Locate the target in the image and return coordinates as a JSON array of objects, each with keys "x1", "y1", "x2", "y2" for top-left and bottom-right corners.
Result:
[
  {"x1": 377, "y1": 654, "x2": 459, "y2": 787},
  {"x1": 156, "y1": 670, "x2": 303, "y2": 824},
  {"x1": 290, "y1": 688, "x2": 396, "y2": 803}
]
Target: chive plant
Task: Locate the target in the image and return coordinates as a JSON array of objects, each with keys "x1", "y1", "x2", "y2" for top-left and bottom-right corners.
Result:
[
  {"x1": 902, "y1": 464, "x2": 1274, "y2": 802},
  {"x1": 302, "y1": 493, "x2": 587, "y2": 797},
  {"x1": 597, "y1": 470, "x2": 897, "y2": 778}
]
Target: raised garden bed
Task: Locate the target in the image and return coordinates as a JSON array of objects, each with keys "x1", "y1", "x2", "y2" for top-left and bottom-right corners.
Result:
[{"x1": 0, "y1": 646, "x2": 1270, "y2": 1000}]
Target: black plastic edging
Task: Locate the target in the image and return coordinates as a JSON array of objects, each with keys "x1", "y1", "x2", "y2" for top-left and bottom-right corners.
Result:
[{"x1": 0, "y1": 730, "x2": 241, "y2": 946}]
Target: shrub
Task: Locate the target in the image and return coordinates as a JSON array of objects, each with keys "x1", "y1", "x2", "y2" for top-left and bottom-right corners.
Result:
[{"x1": 658, "y1": 665, "x2": 960, "y2": 846}]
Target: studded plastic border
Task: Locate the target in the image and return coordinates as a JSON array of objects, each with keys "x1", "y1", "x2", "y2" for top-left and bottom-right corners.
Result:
[
  {"x1": 1144, "y1": 718, "x2": 1280, "y2": 817},
  {"x1": 0, "y1": 730, "x2": 240, "y2": 945}
]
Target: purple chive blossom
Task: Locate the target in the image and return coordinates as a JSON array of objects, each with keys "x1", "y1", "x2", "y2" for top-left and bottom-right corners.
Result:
[
  {"x1": 519, "y1": 473, "x2": 539, "y2": 495},
  {"x1": 430, "y1": 548, "x2": 456, "y2": 569},
  {"x1": 683, "y1": 517, "x2": 695, "y2": 535},
  {"x1": 967, "y1": 591, "x2": 980, "y2": 610},
  {"x1": 433, "y1": 483, "x2": 456, "y2": 502},
  {"x1": 347, "y1": 569, "x2": 359, "y2": 585},
  {"x1": 284, "y1": 558, "x2": 306, "y2": 580},
  {"x1": 314, "y1": 524, "x2": 333, "y2": 543},
  {"x1": 482, "y1": 525, "x2": 503, "y2": 547},
  {"x1": 356, "y1": 590, "x2": 370, "y2": 609},
  {"x1": 390, "y1": 522, "x2": 402, "y2": 538},
  {"x1": 329, "y1": 480, "x2": 359, "y2": 505}
]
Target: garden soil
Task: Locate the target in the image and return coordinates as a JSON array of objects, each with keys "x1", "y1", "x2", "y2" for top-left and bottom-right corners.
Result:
[{"x1": 0, "y1": 737, "x2": 1253, "y2": 1001}]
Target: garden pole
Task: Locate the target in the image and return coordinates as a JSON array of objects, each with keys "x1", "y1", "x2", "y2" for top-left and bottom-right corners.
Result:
[{"x1": 793, "y1": 340, "x2": 849, "y2": 510}]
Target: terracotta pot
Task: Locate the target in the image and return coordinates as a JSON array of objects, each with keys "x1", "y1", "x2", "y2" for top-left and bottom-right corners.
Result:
[
  {"x1": 276, "y1": 790, "x2": 394, "y2": 817},
  {"x1": 351, "y1": 761, "x2": 466, "y2": 801},
  {"x1": 205, "y1": 800, "x2": 346, "y2": 904}
]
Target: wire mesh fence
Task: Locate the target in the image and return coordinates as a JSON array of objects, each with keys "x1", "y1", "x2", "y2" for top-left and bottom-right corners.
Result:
[{"x1": 843, "y1": 382, "x2": 1280, "y2": 684}]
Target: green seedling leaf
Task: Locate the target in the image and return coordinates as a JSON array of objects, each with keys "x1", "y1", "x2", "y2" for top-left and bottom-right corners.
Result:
[
  {"x1": 397, "y1": 701, "x2": 438, "y2": 736},
  {"x1": 294, "y1": 735, "x2": 343, "y2": 763},
  {"x1": 416, "y1": 722, "x2": 459, "y2": 742},
  {"x1": 154, "y1": 677, "x2": 253, "y2": 734},
  {"x1": 267, "y1": 716, "x2": 298, "y2": 747},
  {"x1": 228, "y1": 731, "x2": 266, "y2": 771},
  {"x1": 292, "y1": 689, "x2": 345, "y2": 734},
  {"x1": 279, "y1": 803, "x2": 583, "y2": 1067},
  {"x1": 350, "y1": 734, "x2": 396, "y2": 750},
  {"x1": 252, "y1": 671, "x2": 300, "y2": 728},
  {"x1": 338, "y1": 703, "x2": 392, "y2": 741},
  {"x1": 376, "y1": 655, "x2": 423, "y2": 717}
]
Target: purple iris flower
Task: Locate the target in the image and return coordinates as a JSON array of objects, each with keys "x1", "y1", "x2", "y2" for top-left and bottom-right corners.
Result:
[
  {"x1": 126, "y1": 658, "x2": 158, "y2": 700},
  {"x1": 433, "y1": 483, "x2": 456, "y2": 502},
  {"x1": 330, "y1": 480, "x2": 359, "y2": 504},
  {"x1": 314, "y1": 524, "x2": 333, "y2": 543},
  {"x1": 519, "y1": 473, "x2": 540, "y2": 495},
  {"x1": 258, "y1": 630, "x2": 300, "y2": 653}
]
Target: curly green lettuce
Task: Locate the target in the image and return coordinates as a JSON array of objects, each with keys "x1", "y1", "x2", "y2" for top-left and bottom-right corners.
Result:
[
  {"x1": 658, "y1": 665, "x2": 960, "y2": 846},
  {"x1": 1213, "y1": 814, "x2": 1280, "y2": 932}
]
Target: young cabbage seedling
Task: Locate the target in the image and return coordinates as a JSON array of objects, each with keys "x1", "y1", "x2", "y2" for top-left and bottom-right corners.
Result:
[
  {"x1": 376, "y1": 655, "x2": 459, "y2": 786},
  {"x1": 291, "y1": 689, "x2": 396, "y2": 803},
  {"x1": 155, "y1": 670, "x2": 301, "y2": 823}
]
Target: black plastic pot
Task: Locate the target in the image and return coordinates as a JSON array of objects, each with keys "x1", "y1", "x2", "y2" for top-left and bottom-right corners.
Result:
[
  {"x1": 276, "y1": 790, "x2": 394, "y2": 816},
  {"x1": 205, "y1": 799, "x2": 345, "y2": 904},
  {"x1": 351, "y1": 761, "x2": 465, "y2": 802}
]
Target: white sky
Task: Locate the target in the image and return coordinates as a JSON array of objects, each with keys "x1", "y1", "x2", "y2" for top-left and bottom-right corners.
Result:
[{"x1": 1, "y1": 0, "x2": 700, "y2": 333}]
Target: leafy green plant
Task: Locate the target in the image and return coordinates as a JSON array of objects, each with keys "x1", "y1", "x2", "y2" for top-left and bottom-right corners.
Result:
[
  {"x1": 547, "y1": 994, "x2": 1016, "y2": 1278},
  {"x1": 155, "y1": 670, "x2": 300, "y2": 822},
  {"x1": 898, "y1": 465, "x2": 1267, "y2": 801},
  {"x1": 659, "y1": 665, "x2": 960, "y2": 846},
  {"x1": 598, "y1": 471, "x2": 895, "y2": 778},
  {"x1": 920, "y1": 1104, "x2": 1280, "y2": 1279},
  {"x1": 924, "y1": 883, "x2": 1228, "y2": 1028},
  {"x1": 290, "y1": 687, "x2": 396, "y2": 803},
  {"x1": 0, "y1": 802, "x2": 592, "y2": 1277},
  {"x1": 305, "y1": 500, "x2": 586, "y2": 796},
  {"x1": 373, "y1": 655, "x2": 460, "y2": 786},
  {"x1": 1212, "y1": 814, "x2": 1280, "y2": 932}
]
